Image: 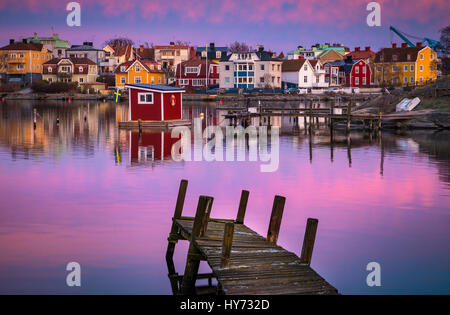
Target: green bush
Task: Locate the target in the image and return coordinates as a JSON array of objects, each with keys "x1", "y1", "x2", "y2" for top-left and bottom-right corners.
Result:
[{"x1": 31, "y1": 80, "x2": 78, "y2": 93}]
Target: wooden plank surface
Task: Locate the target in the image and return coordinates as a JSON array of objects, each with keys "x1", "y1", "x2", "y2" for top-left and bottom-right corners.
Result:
[{"x1": 175, "y1": 218, "x2": 338, "y2": 295}]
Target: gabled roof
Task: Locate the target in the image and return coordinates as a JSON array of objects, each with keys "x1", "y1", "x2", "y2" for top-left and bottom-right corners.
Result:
[
  {"x1": 325, "y1": 58, "x2": 360, "y2": 74},
  {"x1": 0, "y1": 42, "x2": 44, "y2": 51},
  {"x1": 319, "y1": 49, "x2": 344, "y2": 62},
  {"x1": 115, "y1": 59, "x2": 163, "y2": 74},
  {"x1": 175, "y1": 58, "x2": 218, "y2": 77},
  {"x1": 374, "y1": 46, "x2": 422, "y2": 63},
  {"x1": 43, "y1": 57, "x2": 96, "y2": 65},
  {"x1": 125, "y1": 84, "x2": 184, "y2": 92},
  {"x1": 114, "y1": 45, "x2": 134, "y2": 59},
  {"x1": 135, "y1": 47, "x2": 154, "y2": 61},
  {"x1": 282, "y1": 59, "x2": 308, "y2": 72},
  {"x1": 155, "y1": 45, "x2": 189, "y2": 50},
  {"x1": 347, "y1": 49, "x2": 375, "y2": 60}
]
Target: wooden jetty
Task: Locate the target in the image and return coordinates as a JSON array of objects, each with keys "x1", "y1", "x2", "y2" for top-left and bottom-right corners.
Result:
[
  {"x1": 166, "y1": 180, "x2": 338, "y2": 295},
  {"x1": 118, "y1": 119, "x2": 191, "y2": 130}
]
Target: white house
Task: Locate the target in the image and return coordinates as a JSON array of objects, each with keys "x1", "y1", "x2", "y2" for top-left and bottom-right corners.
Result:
[
  {"x1": 219, "y1": 46, "x2": 282, "y2": 89},
  {"x1": 281, "y1": 59, "x2": 327, "y2": 88}
]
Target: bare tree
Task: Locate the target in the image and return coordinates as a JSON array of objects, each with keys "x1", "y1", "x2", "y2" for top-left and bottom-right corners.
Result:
[
  {"x1": 104, "y1": 37, "x2": 135, "y2": 47},
  {"x1": 439, "y1": 26, "x2": 450, "y2": 51},
  {"x1": 174, "y1": 40, "x2": 190, "y2": 46},
  {"x1": 228, "y1": 41, "x2": 253, "y2": 53}
]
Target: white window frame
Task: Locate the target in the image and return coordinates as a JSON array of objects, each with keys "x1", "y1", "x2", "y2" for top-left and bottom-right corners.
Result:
[
  {"x1": 120, "y1": 77, "x2": 126, "y2": 84},
  {"x1": 135, "y1": 76, "x2": 142, "y2": 84},
  {"x1": 135, "y1": 64, "x2": 141, "y2": 72},
  {"x1": 138, "y1": 92, "x2": 154, "y2": 104}
]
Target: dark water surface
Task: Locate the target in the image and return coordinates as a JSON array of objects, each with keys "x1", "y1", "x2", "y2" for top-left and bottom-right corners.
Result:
[{"x1": 0, "y1": 100, "x2": 449, "y2": 294}]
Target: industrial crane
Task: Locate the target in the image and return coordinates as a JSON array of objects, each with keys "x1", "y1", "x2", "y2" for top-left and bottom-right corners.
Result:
[{"x1": 389, "y1": 26, "x2": 446, "y2": 53}]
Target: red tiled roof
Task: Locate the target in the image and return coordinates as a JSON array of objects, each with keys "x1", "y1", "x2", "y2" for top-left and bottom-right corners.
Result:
[
  {"x1": 282, "y1": 59, "x2": 307, "y2": 72},
  {"x1": 42, "y1": 57, "x2": 96, "y2": 74},
  {"x1": 155, "y1": 45, "x2": 189, "y2": 50},
  {"x1": 175, "y1": 58, "x2": 218, "y2": 77},
  {"x1": 347, "y1": 50, "x2": 375, "y2": 60},
  {"x1": 0, "y1": 42, "x2": 44, "y2": 51},
  {"x1": 374, "y1": 47, "x2": 422, "y2": 63}
]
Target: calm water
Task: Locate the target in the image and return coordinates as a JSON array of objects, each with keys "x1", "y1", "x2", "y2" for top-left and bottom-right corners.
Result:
[{"x1": 0, "y1": 100, "x2": 449, "y2": 294}]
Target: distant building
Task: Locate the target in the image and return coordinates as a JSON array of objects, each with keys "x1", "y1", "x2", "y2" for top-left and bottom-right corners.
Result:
[
  {"x1": 287, "y1": 43, "x2": 349, "y2": 61},
  {"x1": 66, "y1": 42, "x2": 106, "y2": 67},
  {"x1": 115, "y1": 59, "x2": 165, "y2": 88},
  {"x1": 324, "y1": 56, "x2": 371, "y2": 87},
  {"x1": 282, "y1": 58, "x2": 327, "y2": 88},
  {"x1": 219, "y1": 46, "x2": 282, "y2": 89},
  {"x1": 196, "y1": 43, "x2": 228, "y2": 62},
  {"x1": 25, "y1": 33, "x2": 70, "y2": 58},
  {"x1": 100, "y1": 45, "x2": 136, "y2": 75},
  {"x1": 286, "y1": 46, "x2": 316, "y2": 60},
  {"x1": 42, "y1": 57, "x2": 98, "y2": 84},
  {"x1": 175, "y1": 58, "x2": 219, "y2": 89},
  {"x1": 154, "y1": 42, "x2": 191, "y2": 73},
  {"x1": 0, "y1": 39, "x2": 53, "y2": 84},
  {"x1": 374, "y1": 43, "x2": 437, "y2": 86}
]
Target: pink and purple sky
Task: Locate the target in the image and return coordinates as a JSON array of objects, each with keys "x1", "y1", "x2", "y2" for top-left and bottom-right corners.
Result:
[{"x1": 0, "y1": 0, "x2": 449, "y2": 53}]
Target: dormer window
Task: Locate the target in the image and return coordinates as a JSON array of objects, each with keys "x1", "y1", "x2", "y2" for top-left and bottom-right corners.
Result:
[
  {"x1": 120, "y1": 66, "x2": 126, "y2": 72},
  {"x1": 216, "y1": 51, "x2": 221, "y2": 59},
  {"x1": 407, "y1": 54, "x2": 411, "y2": 61},
  {"x1": 150, "y1": 65, "x2": 154, "y2": 70},
  {"x1": 158, "y1": 65, "x2": 161, "y2": 70},
  {"x1": 79, "y1": 66, "x2": 83, "y2": 72},
  {"x1": 392, "y1": 55, "x2": 398, "y2": 61}
]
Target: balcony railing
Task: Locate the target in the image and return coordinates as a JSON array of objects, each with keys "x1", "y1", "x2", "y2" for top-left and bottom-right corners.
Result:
[{"x1": 6, "y1": 57, "x2": 26, "y2": 63}]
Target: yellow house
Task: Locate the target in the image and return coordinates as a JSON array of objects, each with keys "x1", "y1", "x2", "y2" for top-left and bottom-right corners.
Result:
[
  {"x1": 374, "y1": 43, "x2": 437, "y2": 86},
  {"x1": 0, "y1": 39, "x2": 53, "y2": 84},
  {"x1": 115, "y1": 59, "x2": 165, "y2": 88}
]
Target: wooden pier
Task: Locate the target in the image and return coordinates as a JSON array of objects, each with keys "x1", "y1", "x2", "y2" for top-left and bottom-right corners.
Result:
[
  {"x1": 166, "y1": 180, "x2": 338, "y2": 295},
  {"x1": 118, "y1": 119, "x2": 191, "y2": 130}
]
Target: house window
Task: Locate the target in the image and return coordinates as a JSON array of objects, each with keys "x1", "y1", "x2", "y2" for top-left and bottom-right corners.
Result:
[
  {"x1": 158, "y1": 65, "x2": 161, "y2": 70},
  {"x1": 410, "y1": 77, "x2": 414, "y2": 83},
  {"x1": 304, "y1": 65, "x2": 307, "y2": 71},
  {"x1": 410, "y1": 65, "x2": 414, "y2": 71},
  {"x1": 260, "y1": 65, "x2": 264, "y2": 71},
  {"x1": 201, "y1": 51, "x2": 207, "y2": 58},
  {"x1": 404, "y1": 77, "x2": 408, "y2": 84},
  {"x1": 420, "y1": 65, "x2": 423, "y2": 72},
  {"x1": 407, "y1": 54, "x2": 411, "y2": 61},
  {"x1": 355, "y1": 77, "x2": 359, "y2": 85},
  {"x1": 18, "y1": 64, "x2": 25, "y2": 70},
  {"x1": 79, "y1": 66, "x2": 83, "y2": 72},
  {"x1": 420, "y1": 54, "x2": 424, "y2": 60},
  {"x1": 79, "y1": 77, "x2": 84, "y2": 83},
  {"x1": 363, "y1": 77, "x2": 366, "y2": 85},
  {"x1": 135, "y1": 76, "x2": 142, "y2": 83},
  {"x1": 225, "y1": 65, "x2": 230, "y2": 71},
  {"x1": 216, "y1": 51, "x2": 221, "y2": 59},
  {"x1": 393, "y1": 55, "x2": 398, "y2": 61},
  {"x1": 158, "y1": 77, "x2": 161, "y2": 83},
  {"x1": 420, "y1": 77, "x2": 423, "y2": 83},
  {"x1": 48, "y1": 67, "x2": 52, "y2": 73},
  {"x1": 151, "y1": 76, "x2": 155, "y2": 83},
  {"x1": 135, "y1": 64, "x2": 140, "y2": 72},
  {"x1": 260, "y1": 77, "x2": 264, "y2": 83},
  {"x1": 430, "y1": 54, "x2": 434, "y2": 60},
  {"x1": 392, "y1": 65, "x2": 398, "y2": 72},
  {"x1": 48, "y1": 78, "x2": 53, "y2": 83},
  {"x1": 120, "y1": 77, "x2": 126, "y2": 84},
  {"x1": 304, "y1": 76, "x2": 307, "y2": 83},
  {"x1": 355, "y1": 67, "x2": 359, "y2": 74},
  {"x1": 138, "y1": 93, "x2": 154, "y2": 104},
  {"x1": 150, "y1": 65, "x2": 154, "y2": 70},
  {"x1": 120, "y1": 66, "x2": 126, "y2": 72},
  {"x1": 249, "y1": 77, "x2": 254, "y2": 84},
  {"x1": 186, "y1": 67, "x2": 198, "y2": 73},
  {"x1": 19, "y1": 53, "x2": 24, "y2": 58},
  {"x1": 225, "y1": 77, "x2": 230, "y2": 83},
  {"x1": 377, "y1": 66, "x2": 381, "y2": 72},
  {"x1": 363, "y1": 67, "x2": 366, "y2": 74},
  {"x1": 404, "y1": 65, "x2": 408, "y2": 72},
  {"x1": 248, "y1": 64, "x2": 253, "y2": 71}
]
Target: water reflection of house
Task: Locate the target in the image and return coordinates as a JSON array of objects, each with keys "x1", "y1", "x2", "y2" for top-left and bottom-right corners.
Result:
[{"x1": 129, "y1": 131, "x2": 180, "y2": 165}]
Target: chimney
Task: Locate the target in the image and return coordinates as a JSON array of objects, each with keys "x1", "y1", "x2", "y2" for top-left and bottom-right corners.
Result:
[
  {"x1": 401, "y1": 43, "x2": 408, "y2": 48},
  {"x1": 53, "y1": 34, "x2": 58, "y2": 40},
  {"x1": 392, "y1": 43, "x2": 397, "y2": 48},
  {"x1": 22, "y1": 39, "x2": 27, "y2": 43},
  {"x1": 416, "y1": 42, "x2": 422, "y2": 47},
  {"x1": 210, "y1": 42, "x2": 215, "y2": 50},
  {"x1": 9, "y1": 39, "x2": 14, "y2": 44},
  {"x1": 355, "y1": 47, "x2": 360, "y2": 52},
  {"x1": 139, "y1": 45, "x2": 144, "y2": 53},
  {"x1": 297, "y1": 45, "x2": 303, "y2": 50},
  {"x1": 170, "y1": 41, "x2": 175, "y2": 46},
  {"x1": 365, "y1": 46, "x2": 371, "y2": 51},
  {"x1": 345, "y1": 55, "x2": 352, "y2": 63},
  {"x1": 34, "y1": 32, "x2": 38, "y2": 39}
]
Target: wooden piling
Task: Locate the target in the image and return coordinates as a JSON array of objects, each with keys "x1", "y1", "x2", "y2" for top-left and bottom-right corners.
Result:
[
  {"x1": 300, "y1": 218, "x2": 318, "y2": 266},
  {"x1": 346, "y1": 98, "x2": 352, "y2": 134},
  {"x1": 220, "y1": 222, "x2": 235, "y2": 268},
  {"x1": 330, "y1": 97, "x2": 335, "y2": 129},
  {"x1": 309, "y1": 100, "x2": 313, "y2": 132},
  {"x1": 181, "y1": 195, "x2": 214, "y2": 295},
  {"x1": 166, "y1": 179, "x2": 189, "y2": 294},
  {"x1": 267, "y1": 195, "x2": 286, "y2": 244},
  {"x1": 235, "y1": 190, "x2": 249, "y2": 224}
]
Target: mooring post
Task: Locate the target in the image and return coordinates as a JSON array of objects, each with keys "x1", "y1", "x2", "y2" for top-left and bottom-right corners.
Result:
[
  {"x1": 181, "y1": 196, "x2": 214, "y2": 295},
  {"x1": 267, "y1": 195, "x2": 286, "y2": 244},
  {"x1": 309, "y1": 99, "x2": 313, "y2": 133},
  {"x1": 300, "y1": 218, "x2": 319, "y2": 265},
  {"x1": 220, "y1": 222, "x2": 235, "y2": 268},
  {"x1": 166, "y1": 179, "x2": 188, "y2": 294},
  {"x1": 138, "y1": 119, "x2": 142, "y2": 134},
  {"x1": 330, "y1": 97, "x2": 335, "y2": 129},
  {"x1": 33, "y1": 108, "x2": 37, "y2": 130},
  {"x1": 346, "y1": 98, "x2": 352, "y2": 134},
  {"x1": 235, "y1": 190, "x2": 249, "y2": 224},
  {"x1": 378, "y1": 112, "x2": 382, "y2": 131}
]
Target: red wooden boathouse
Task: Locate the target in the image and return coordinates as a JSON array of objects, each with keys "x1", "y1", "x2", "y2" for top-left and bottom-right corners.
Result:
[{"x1": 125, "y1": 84, "x2": 185, "y2": 121}]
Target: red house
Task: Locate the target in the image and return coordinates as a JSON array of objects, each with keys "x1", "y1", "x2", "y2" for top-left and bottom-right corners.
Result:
[
  {"x1": 324, "y1": 57, "x2": 371, "y2": 87},
  {"x1": 129, "y1": 131, "x2": 180, "y2": 164},
  {"x1": 125, "y1": 84, "x2": 185, "y2": 121},
  {"x1": 175, "y1": 58, "x2": 219, "y2": 89}
]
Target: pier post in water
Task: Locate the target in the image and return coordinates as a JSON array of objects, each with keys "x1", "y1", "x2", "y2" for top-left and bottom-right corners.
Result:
[
  {"x1": 309, "y1": 99, "x2": 313, "y2": 133},
  {"x1": 181, "y1": 195, "x2": 214, "y2": 295},
  {"x1": 346, "y1": 98, "x2": 352, "y2": 134},
  {"x1": 166, "y1": 179, "x2": 188, "y2": 293},
  {"x1": 300, "y1": 218, "x2": 319, "y2": 266},
  {"x1": 220, "y1": 222, "x2": 235, "y2": 268},
  {"x1": 267, "y1": 195, "x2": 286, "y2": 244},
  {"x1": 236, "y1": 190, "x2": 250, "y2": 224}
]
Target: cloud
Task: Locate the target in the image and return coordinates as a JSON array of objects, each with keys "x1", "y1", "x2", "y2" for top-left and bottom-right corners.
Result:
[{"x1": 0, "y1": 0, "x2": 448, "y2": 26}]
